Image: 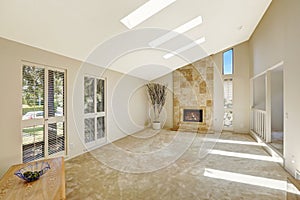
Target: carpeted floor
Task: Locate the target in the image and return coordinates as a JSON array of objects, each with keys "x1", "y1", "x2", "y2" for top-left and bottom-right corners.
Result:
[
  {"x1": 66, "y1": 129, "x2": 291, "y2": 200},
  {"x1": 270, "y1": 131, "x2": 283, "y2": 154}
]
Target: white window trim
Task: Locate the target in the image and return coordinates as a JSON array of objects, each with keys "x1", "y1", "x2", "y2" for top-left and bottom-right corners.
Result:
[
  {"x1": 222, "y1": 48, "x2": 234, "y2": 131},
  {"x1": 83, "y1": 75, "x2": 107, "y2": 150}
]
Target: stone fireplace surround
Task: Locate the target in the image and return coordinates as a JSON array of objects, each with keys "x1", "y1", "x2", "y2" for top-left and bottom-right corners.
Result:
[{"x1": 173, "y1": 56, "x2": 214, "y2": 133}]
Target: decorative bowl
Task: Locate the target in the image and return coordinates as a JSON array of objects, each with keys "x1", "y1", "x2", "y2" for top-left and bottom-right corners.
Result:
[{"x1": 14, "y1": 161, "x2": 50, "y2": 182}]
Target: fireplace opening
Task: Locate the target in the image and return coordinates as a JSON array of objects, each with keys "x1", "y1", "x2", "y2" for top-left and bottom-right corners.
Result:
[{"x1": 183, "y1": 109, "x2": 203, "y2": 122}]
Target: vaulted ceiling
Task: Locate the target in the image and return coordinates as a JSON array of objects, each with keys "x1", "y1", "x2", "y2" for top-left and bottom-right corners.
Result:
[{"x1": 0, "y1": 0, "x2": 271, "y2": 80}]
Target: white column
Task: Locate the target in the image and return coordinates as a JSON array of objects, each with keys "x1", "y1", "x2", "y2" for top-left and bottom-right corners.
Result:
[
  {"x1": 265, "y1": 71, "x2": 272, "y2": 143},
  {"x1": 250, "y1": 79, "x2": 254, "y2": 131}
]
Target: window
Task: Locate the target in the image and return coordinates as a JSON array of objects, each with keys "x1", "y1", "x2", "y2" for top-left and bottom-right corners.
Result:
[
  {"x1": 224, "y1": 78, "x2": 233, "y2": 109},
  {"x1": 22, "y1": 64, "x2": 66, "y2": 163},
  {"x1": 222, "y1": 48, "x2": 234, "y2": 129},
  {"x1": 84, "y1": 76, "x2": 106, "y2": 147},
  {"x1": 223, "y1": 78, "x2": 233, "y2": 128},
  {"x1": 223, "y1": 49, "x2": 233, "y2": 75}
]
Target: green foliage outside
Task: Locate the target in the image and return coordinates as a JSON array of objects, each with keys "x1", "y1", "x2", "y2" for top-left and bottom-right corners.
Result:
[
  {"x1": 22, "y1": 65, "x2": 64, "y2": 115},
  {"x1": 22, "y1": 106, "x2": 44, "y2": 115},
  {"x1": 22, "y1": 65, "x2": 44, "y2": 107},
  {"x1": 23, "y1": 126, "x2": 44, "y2": 134}
]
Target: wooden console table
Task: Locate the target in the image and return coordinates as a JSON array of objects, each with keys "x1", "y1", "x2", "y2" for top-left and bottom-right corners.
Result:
[{"x1": 0, "y1": 157, "x2": 65, "y2": 200}]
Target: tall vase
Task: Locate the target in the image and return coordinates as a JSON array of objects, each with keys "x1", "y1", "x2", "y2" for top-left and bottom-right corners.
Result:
[{"x1": 152, "y1": 104, "x2": 161, "y2": 130}]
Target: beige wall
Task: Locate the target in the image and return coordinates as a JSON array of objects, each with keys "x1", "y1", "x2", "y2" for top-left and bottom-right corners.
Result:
[
  {"x1": 271, "y1": 70, "x2": 283, "y2": 131},
  {"x1": 283, "y1": 0, "x2": 300, "y2": 175},
  {"x1": 249, "y1": 0, "x2": 300, "y2": 175},
  {"x1": 249, "y1": 0, "x2": 285, "y2": 76},
  {"x1": 212, "y1": 42, "x2": 251, "y2": 133},
  {"x1": 0, "y1": 37, "x2": 148, "y2": 176},
  {"x1": 253, "y1": 75, "x2": 266, "y2": 110}
]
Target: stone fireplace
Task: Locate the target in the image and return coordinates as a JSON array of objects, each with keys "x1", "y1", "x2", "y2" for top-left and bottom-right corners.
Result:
[{"x1": 173, "y1": 56, "x2": 214, "y2": 133}]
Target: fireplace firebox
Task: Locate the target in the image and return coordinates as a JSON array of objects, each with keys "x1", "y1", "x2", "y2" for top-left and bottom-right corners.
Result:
[{"x1": 183, "y1": 109, "x2": 203, "y2": 122}]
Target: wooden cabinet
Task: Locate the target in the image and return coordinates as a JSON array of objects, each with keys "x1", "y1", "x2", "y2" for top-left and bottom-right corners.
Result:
[{"x1": 0, "y1": 157, "x2": 65, "y2": 200}]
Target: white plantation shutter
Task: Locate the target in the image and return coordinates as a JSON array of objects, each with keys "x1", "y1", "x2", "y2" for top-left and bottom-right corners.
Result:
[
  {"x1": 22, "y1": 65, "x2": 45, "y2": 162},
  {"x1": 48, "y1": 122, "x2": 65, "y2": 155},
  {"x1": 22, "y1": 125, "x2": 45, "y2": 163},
  {"x1": 22, "y1": 64, "x2": 66, "y2": 163},
  {"x1": 48, "y1": 70, "x2": 65, "y2": 155}
]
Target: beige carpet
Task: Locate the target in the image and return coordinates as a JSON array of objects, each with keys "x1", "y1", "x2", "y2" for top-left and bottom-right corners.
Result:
[
  {"x1": 66, "y1": 129, "x2": 290, "y2": 200},
  {"x1": 270, "y1": 131, "x2": 283, "y2": 154}
]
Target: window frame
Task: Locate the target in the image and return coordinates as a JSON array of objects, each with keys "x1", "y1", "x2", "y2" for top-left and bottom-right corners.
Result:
[
  {"x1": 83, "y1": 75, "x2": 107, "y2": 149},
  {"x1": 222, "y1": 48, "x2": 234, "y2": 131},
  {"x1": 21, "y1": 62, "x2": 67, "y2": 163}
]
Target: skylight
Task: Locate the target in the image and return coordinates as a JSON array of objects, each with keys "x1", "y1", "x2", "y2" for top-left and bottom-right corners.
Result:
[
  {"x1": 163, "y1": 37, "x2": 206, "y2": 59},
  {"x1": 149, "y1": 16, "x2": 203, "y2": 47},
  {"x1": 120, "y1": 0, "x2": 176, "y2": 29}
]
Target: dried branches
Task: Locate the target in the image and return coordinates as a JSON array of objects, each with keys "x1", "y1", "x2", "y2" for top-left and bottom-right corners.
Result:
[{"x1": 146, "y1": 83, "x2": 167, "y2": 116}]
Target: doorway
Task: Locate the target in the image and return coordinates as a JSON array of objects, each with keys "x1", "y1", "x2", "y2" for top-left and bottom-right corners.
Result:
[{"x1": 270, "y1": 66, "x2": 284, "y2": 154}]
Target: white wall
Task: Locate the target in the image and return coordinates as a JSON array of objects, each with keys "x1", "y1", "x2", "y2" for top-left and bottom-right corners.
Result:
[
  {"x1": 271, "y1": 69, "x2": 283, "y2": 131},
  {"x1": 249, "y1": 0, "x2": 300, "y2": 175},
  {"x1": 249, "y1": 0, "x2": 285, "y2": 76},
  {"x1": 253, "y1": 75, "x2": 266, "y2": 110},
  {"x1": 284, "y1": 0, "x2": 300, "y2": 175},
  {"x1": 0, "y1": 37, "x2": 148, "y2": 177},
  {"x1": 212, "y1": 42, "x2": 251, "y2": 133}
]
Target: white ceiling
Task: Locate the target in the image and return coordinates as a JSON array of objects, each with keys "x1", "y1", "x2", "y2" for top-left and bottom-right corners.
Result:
[{"x1": 0, "y1": 0, "x2": 272, "y2": 80}]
